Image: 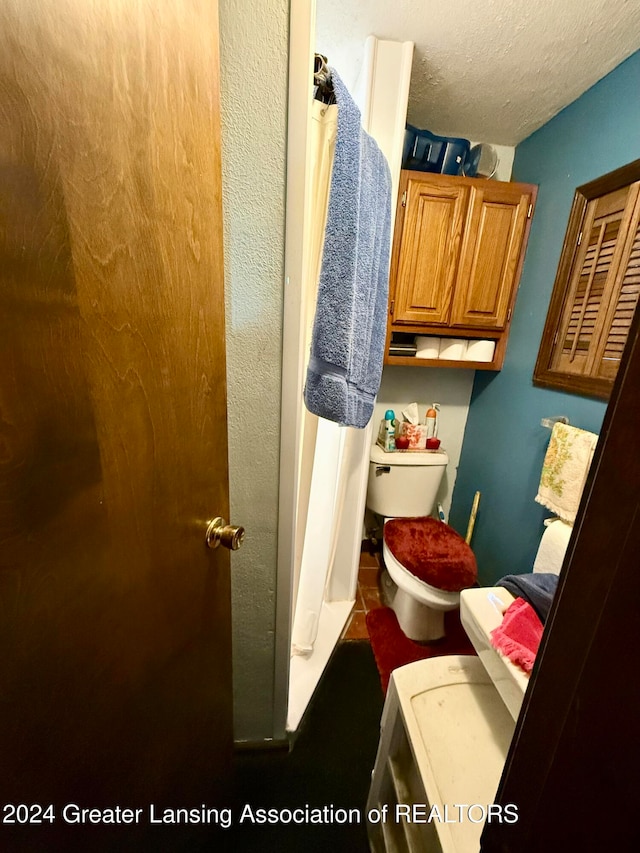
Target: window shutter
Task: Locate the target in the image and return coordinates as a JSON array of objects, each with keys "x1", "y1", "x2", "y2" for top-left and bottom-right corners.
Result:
[
  {"x1": 553, "y1": 188, "x2": 629, "y2": 376},
  {"x1": 534, "y1": 160, "x2": 640, "y2": 400},
  {"x1": 594, "y1": 200, "x2": 640, "y2": 379}
]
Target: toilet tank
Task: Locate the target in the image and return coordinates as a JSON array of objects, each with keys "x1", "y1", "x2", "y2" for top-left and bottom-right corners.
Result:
[{"x1": 367, "y1": 445, "x2": 448, "y2": 517}]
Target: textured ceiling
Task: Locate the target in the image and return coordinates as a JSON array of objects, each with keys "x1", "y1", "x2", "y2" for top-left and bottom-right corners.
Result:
[{"x1": 316, "y1": 0, "x2": 640, "y2": 146}]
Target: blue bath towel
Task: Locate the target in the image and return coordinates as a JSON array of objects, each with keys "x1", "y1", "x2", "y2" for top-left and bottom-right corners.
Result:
[
  {"x1": 496, "y1": 573, "x2": 559, "y2": 624},
  {"x1": 304, "y1": 69, "x2": 392, "y2": 428}
]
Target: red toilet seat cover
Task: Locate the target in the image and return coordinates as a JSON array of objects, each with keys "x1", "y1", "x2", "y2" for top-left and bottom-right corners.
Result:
[{"x1": 384, "y1": 516, "x2": 477, "y2": 592}]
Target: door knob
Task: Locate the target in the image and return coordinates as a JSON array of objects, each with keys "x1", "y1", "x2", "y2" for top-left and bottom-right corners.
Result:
[{"x1": 205, "y1": 517, "x2": 245, "y2": 551}]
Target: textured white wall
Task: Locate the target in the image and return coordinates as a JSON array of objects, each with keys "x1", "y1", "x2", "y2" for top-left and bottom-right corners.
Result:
[
  {"x1": 219, "y1": 0, "x2": 289, "y2": 742},
  {"x1": 373, "y1": 367, "x2": 475, "y2": 521},
  {"x1": 316, "y1": 0, "x2": 640, "y2": 145}
]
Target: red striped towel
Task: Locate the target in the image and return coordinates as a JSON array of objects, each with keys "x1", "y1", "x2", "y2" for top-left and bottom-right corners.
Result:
[{"x1": 490, "y1": 597, "x2": 543, "y2": 673}]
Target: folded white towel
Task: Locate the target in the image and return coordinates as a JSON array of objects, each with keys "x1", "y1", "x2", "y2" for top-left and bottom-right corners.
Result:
[{"x1": 535, "y1": 423, "x2": 598, "y2": 524}]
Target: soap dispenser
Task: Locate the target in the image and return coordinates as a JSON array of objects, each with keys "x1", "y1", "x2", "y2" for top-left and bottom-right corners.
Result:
[{"x1": 425, "y1": 405, "x2": 438, "y2": 438}]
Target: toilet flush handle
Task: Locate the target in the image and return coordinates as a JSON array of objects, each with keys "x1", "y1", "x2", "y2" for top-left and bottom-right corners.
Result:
[
  {"x1": 375, "y1": 465, "x2": 391, "y2": 476},
  {"x1": 205, "y1": 517, "x2": 245, "y2": 550}
]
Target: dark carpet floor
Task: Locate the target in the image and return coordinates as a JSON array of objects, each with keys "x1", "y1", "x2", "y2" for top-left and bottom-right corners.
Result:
[
  {"x1": 2, "y1": 641, "x2": 384, "y2": 853},
  {"x1": 225, "y1": 640, "x2": 385, "y2": 852}
]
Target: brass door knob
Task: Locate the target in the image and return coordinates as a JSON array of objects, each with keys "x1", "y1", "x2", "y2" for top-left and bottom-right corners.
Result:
[{"x1": 205, "y1": 517, "x2": 245, "y2": 551}]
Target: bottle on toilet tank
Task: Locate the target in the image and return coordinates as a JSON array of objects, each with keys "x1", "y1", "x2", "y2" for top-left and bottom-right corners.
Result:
[
  {"x1": 384, "y1": 409, "x2": 396, "y2": 451},
  {"x1": 425, "y1": 404, "x2": 438, "y2": 439}
]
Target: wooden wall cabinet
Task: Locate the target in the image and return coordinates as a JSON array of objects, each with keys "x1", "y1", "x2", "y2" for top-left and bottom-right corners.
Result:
[{"x1": 385, "y1": 170, "x2": 537, "y2": 370}]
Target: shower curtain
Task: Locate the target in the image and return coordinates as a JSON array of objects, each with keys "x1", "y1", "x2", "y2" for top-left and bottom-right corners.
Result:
[
  {"x1": 290, "y1": 96, "x2": 343, "y2": 655},
  {"x1": 290, "y1": 39, "x2": 413, "y2": 659}
]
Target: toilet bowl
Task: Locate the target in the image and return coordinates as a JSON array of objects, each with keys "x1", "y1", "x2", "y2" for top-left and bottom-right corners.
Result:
[
  {"x1": 383, "y1": 530, "x2": 461, "y2": 640},
  {"x1": 367, "y1": 445, "x2": 477, "y2": 641}
]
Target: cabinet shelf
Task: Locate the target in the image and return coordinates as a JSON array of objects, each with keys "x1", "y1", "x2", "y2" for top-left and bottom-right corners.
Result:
[
  {"x1": 384, "y1": 355, "x2": 500, "y2": 370},
  {"x1": 386, "y1": 328, "x2": 507, "y2": 370}
]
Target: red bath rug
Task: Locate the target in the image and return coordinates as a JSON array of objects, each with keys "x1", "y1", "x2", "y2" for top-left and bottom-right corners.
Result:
[{"x1": 366, "y1": 606, "x2": 476, "y2": 694}]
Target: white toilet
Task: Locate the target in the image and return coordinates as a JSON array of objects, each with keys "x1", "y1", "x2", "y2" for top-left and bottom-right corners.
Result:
[{"x1": 366, "y1": 444, "x2": 477, "y2": 642}]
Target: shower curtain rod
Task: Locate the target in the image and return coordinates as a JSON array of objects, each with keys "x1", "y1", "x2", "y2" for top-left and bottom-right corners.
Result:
[{"x1": 313, "y1": 53, "x2": 335, "y2": 104}]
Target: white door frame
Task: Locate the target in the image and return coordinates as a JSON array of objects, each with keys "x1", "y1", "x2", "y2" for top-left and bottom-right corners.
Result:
[{"x1": 273, "y1": 0, "x2": 316, "y2": 739}]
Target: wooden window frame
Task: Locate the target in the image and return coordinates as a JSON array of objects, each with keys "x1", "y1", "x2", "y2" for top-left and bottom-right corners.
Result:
[{"x1": 533, "y1": 159, "x2": 640, "y2": 400}]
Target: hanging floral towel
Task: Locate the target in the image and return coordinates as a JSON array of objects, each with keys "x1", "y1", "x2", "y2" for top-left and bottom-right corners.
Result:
[{"x1": 535, "y1": 422, "x2": 598, "y2": 524}]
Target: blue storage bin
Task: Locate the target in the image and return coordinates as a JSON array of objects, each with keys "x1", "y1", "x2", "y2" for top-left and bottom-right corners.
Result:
[{"x1": 402, "y1": 125, "x2": 470, "y2": 176}]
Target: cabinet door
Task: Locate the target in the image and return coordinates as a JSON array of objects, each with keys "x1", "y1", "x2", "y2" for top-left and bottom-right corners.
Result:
[
  {"x1": 451, "y1": 183, "x2": 532, "y2": 328},
  {"x1": 392, "y1": 175, "x2": 469, "y2": 325}
]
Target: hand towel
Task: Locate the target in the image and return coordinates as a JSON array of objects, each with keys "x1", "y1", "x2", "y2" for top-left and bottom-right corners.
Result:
[
  {"x1": 304, "y1": 69, "x2": 392, "y2": 429},
  {"x1": 535, "y1": 422, "x2": 598, "y2": 523},
  {"x1": 490, "y1": 597, "x2": 543, "y2": 674}
]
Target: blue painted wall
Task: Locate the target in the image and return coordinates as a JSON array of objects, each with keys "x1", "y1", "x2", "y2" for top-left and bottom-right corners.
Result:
[{"x1": 449, "y1": 51, "x2": 640, "y2": 585}]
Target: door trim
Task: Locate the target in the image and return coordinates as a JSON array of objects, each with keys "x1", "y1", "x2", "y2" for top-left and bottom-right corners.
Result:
[
  {"x1": 482, "y1": 283, "x2": 640, "y2": 849},
  {"x1": 274, "y1": 0, "x2": 317, "y2": 741}
]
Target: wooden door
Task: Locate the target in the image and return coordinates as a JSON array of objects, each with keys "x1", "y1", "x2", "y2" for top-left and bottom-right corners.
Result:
[
  {"x1": 391, "y1": 172, "x2": 469, "y2": 325},
  {"x1": 0, "y1": 0, "x2": 232, "y2": 828},
  {"x1": 451, "y1": 182, "x2": 534, "y2": 328},
  {"x1": 481, "y1": 272, "x2": 640, "y2": 852}
]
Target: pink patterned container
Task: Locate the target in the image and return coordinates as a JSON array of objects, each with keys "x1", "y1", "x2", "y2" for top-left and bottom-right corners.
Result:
[{"x1": 398, "y1": 422, "x2": 429, "y2": 450}]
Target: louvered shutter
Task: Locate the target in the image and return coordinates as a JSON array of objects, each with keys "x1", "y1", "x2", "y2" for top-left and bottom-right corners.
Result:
[
  {"x1": 534, "y1": 160, "x2": 640, "y2": 400},
  {"x1": 552, "y1": 184, "x2": 640, "y2": 379},
  {"x1": 593, "y1": 193, "x2": 640, "y2": 379}
]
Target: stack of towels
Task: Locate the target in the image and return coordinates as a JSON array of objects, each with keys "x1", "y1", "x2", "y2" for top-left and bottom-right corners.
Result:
[{"x1": 490, "y1": 573, "x2": 558, "y2": 673}]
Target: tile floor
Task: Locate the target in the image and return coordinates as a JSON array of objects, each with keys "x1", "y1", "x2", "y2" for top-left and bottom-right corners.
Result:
[{"x1": 342, "y1": 544, "x2": 383, "y2": 640}]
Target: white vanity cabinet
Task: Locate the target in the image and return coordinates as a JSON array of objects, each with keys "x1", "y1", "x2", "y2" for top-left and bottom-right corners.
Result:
[{"x1": 366, "y1": 655, "x2": 516, "y2": 853}]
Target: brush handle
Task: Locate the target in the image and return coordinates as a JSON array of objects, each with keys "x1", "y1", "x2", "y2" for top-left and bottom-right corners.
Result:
[{"x1": 465, "y1": 491, "x2": 481, "y2": 544}]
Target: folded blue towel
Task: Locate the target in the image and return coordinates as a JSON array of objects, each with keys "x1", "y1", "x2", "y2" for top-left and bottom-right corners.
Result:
[
  {"x1": 304, "y1": 69, "x2": 392, "y2": 428},
  {"x1": 496, "y1": 573, "x2": 559, "y2": 624}
]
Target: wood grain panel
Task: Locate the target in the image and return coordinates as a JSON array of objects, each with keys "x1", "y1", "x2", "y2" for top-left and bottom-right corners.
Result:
[
  {"x1": 393, "y1": 174, "x2": 469, "y2": 325},
  {"x1": 451, "y1": 183, "x2": 532, "y2": 328},
  {"x1": 0, "y1": 0, "x2": 232, "y2": 828}
]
